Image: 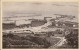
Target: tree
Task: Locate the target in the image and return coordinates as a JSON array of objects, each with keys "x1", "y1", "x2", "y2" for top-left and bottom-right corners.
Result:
[{"x1": 65, "y1": 29, "x2": 78, "y2": 48}]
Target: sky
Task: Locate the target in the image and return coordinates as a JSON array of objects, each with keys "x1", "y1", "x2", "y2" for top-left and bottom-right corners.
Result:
[{"x1": 2, "y1": 2, "x2": 79, "y2": 21}]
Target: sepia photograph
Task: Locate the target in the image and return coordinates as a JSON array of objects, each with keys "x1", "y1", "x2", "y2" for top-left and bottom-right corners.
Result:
[{"x1": 2, "y1": 2, "x2": 79, "y2": 49}]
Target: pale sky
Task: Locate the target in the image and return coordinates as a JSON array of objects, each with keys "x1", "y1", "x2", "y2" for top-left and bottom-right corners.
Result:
[{"x1": 3, "y1": 2, "x2": 79, "y2": 20}]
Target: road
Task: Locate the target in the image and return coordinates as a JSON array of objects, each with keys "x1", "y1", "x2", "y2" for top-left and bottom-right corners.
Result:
[
  {"x1": 48, "y1": 36, "x2": 66, "y2": 48},
  {"x1": 3, "y1": 21, "x2": 64, "y2": 33}
]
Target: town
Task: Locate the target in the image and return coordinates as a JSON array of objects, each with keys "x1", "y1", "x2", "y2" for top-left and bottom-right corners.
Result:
[{"x1": 3, "y1": 14, "x2": 78, "y2": 48}]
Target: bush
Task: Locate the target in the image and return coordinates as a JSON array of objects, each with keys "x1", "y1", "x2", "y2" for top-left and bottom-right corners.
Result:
[
  {"x1": 28, "y1": 36, "x2": 51, "y2": 48},
  {"x1": 3, "y1": 34, "x2": 51, "y2": 48}
]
